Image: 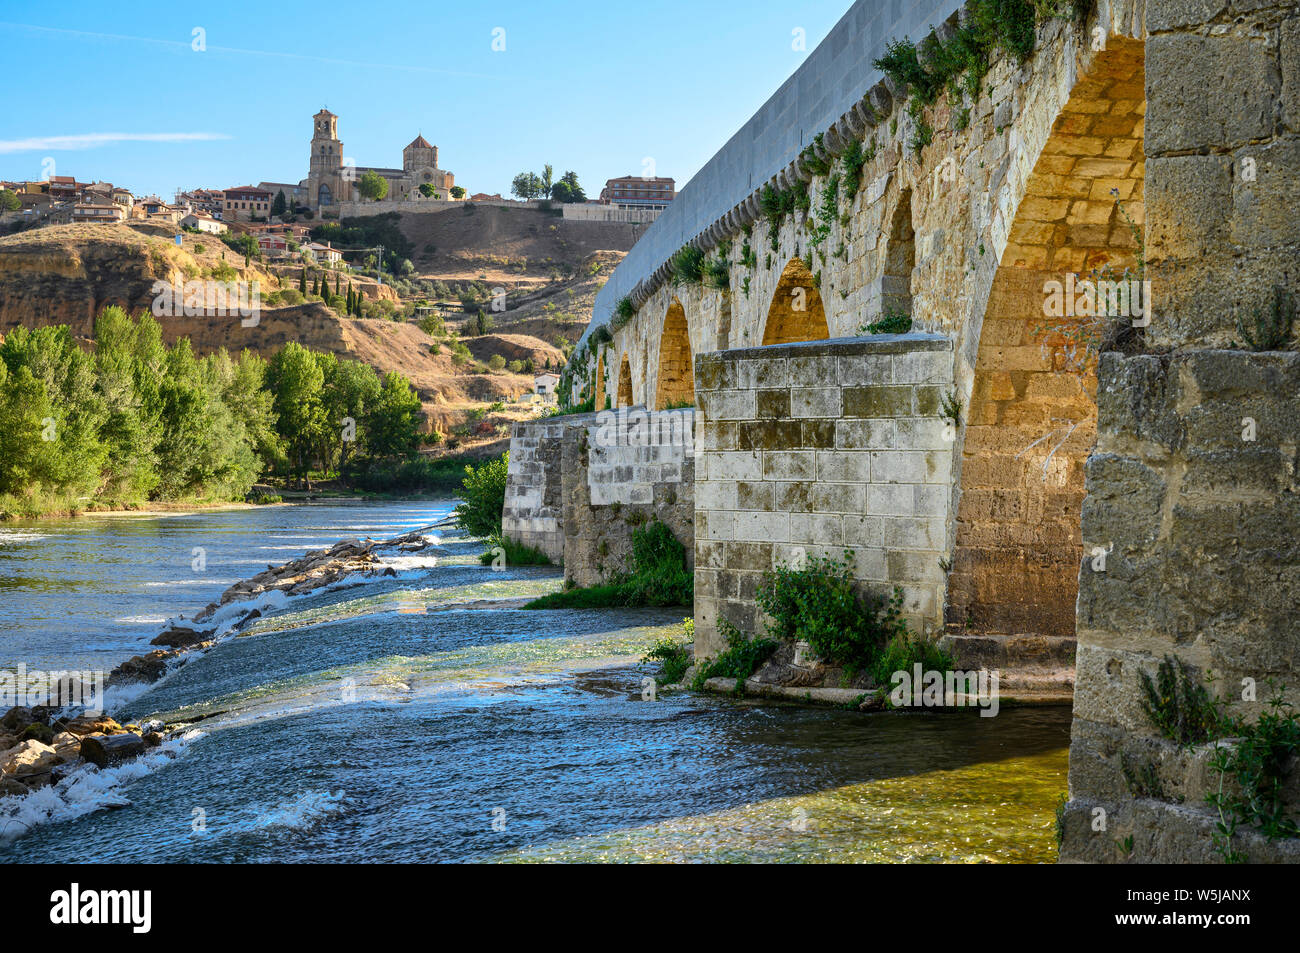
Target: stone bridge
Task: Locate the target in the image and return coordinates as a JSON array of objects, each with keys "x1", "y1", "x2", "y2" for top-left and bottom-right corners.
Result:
[{"x1": 508, "y1": 0, "x2": 1300, "y2": 862}]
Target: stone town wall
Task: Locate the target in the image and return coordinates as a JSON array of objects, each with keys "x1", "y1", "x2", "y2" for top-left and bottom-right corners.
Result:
[{"x1": 693, "y1": 336, "x2": 954, "y2": 659}]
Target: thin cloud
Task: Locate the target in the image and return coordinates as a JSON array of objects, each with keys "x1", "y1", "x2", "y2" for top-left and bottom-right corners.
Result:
[
  {"x1": 0, "y1": 132, "x2": 231, "y2": 154},
  {"x1": 0, "y1": 22, "x2": 503, "y2": 79}
]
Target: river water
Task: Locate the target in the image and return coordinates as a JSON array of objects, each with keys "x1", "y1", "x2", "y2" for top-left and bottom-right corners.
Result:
[{"x1": 0, "y1": 501, "x2": 1070, "y2": 863}]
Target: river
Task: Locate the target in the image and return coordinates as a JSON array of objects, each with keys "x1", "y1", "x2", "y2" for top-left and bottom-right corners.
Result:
[{"x1": 0, "y1": 501, "x2": 1069, "y2": 862}]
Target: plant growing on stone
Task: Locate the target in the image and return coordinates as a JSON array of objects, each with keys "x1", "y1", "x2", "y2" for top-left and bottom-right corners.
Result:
[
  {"x1": 756, "y1": 551, "x2": 910, "y2": 677},
  {"x1": 840, "y1": 138, "x2": 868, "y2": 198},
  {"x1": 669, "y1": 244, "x2": 706, "y2": 286},
  {"x1": 1138, "y1": 655, "x2": 1222, "y2": 746},
  {"x1": 1235, "y1": 286, "x2": 1296, "y2": 352},
  {"x1": 857, "y1": 308, "x2": 913, "y2": 335},
  {"x1": 799, "y1": 133, "x2": 832, "y2": 177},
  {"x1": 692, "y1": 618, "x2": 779, "y2": 694},
  {"x1": 941, "y1": 388, "x2": 962, "y2": 426},
  {"x1": 704, "y1": 256, "x2": 731, "y2": 293},
  {"x1": 613, "y1": 295, "x2": 637, "y2": 326},
  {"x1": 1207, "y1": 686, "x2": 1300, "y2": 862}
]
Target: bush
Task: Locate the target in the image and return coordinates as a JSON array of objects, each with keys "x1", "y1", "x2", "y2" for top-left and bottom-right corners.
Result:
[
  {"x1": 524, "y1": 518, "x2": 692, "y2": 609},
  {"x1": 452, "y1": 452, "x2": 509, "y2": 538},
  {"x1": 869, "y1": 630, "x2": 957, "y2": 689},
  {"x1": 692, "y1": 619, "x2": 779, "y2": 691},
  {"x1": 642, "y1": 633, "x2": 692, "y2": 685},
  {"x1": 488, "y1": 354, "x2": 506, "y2": 371}
]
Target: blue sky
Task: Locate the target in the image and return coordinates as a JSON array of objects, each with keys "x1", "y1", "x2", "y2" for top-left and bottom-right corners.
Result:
[{"x1": 0, "y1": 1, "x2": 851, "y2": 200}]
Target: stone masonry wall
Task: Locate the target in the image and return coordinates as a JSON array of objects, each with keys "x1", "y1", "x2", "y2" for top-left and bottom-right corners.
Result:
[
  {"x1": 561, "y1": 409, "x2": 695, "y2": 589},
  {"x1": 1060, "y1": 0, "x2": 1300, "y2": 863},
  {"x1": 693, "y1": 336, "x2": 955, "y2": 660},
  {"x1": 504, "y1": 411, "x2": 695, "y2": 589},
  {"x1": 1059, "y1": 351, "x2": 1300, "y2": 863},
  {"x1": 501, "y1": 417, "x2": 583, "y2": 563}
]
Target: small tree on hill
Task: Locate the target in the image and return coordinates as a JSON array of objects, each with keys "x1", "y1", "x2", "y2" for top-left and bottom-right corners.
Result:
[{"x1": 359, "y1": 170, "x2": 389, "y2": 201}]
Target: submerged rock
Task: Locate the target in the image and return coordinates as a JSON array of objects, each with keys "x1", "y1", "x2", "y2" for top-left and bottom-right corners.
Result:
[{"x1": 151, "y1": 624, "x2": 211, "y2": 648}]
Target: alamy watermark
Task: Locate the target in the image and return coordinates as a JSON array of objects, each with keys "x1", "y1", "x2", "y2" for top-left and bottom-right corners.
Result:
[
  {"x1": 1, "y1": 664, "x2": 105, "y2": 715},
  {"x1": 1042, "y1": 274, "x2": 1151, "y2": 327},
  {"x1": 151, "y1": 279, "x2": 261, "y2": 327},
  {"x1": 889, "y1": 664, "x2": 1000, "y2": 717}
]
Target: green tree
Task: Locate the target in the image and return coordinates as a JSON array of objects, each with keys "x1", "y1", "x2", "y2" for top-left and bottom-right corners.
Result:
[
  {"x1": 453, "y1": 452, "x2": 509, "y2": 538},
  {"x1": 450, "y1": 186, "x2": 466, "y2": 199},
  {"x1": 359, "y1": 170, "x2": 389, "y2": 201},
  {"x1": 540, "y1": 164, "x2": 554, "y2": 197},
  {"x1": 550, "y1": 171, "x2": 586, "y2": 203},
  {"x1": 93, "y1": 308, "x2": 161, "y2": 499},
  {"x1": 511, "y1": 172, "x2": 544, "y2": 200},
  {"x1": 320, "y1": 355, "x2": 381, "y2": 468},
  {"x1": 299, "y1": 267, "x2": 307, "y2": 294},
  {"x1": 0, "y1": 189, "x2": 20, "y2": 212},
  {"x1": 271, "y1": 190, "x2": 287, "y2": 217},
  {"x1": 363, "y1": 372, "x2": 422, "y2": 460},
  {"x1": 266, "y1": 342, "x2": 328, "y2": 483}
]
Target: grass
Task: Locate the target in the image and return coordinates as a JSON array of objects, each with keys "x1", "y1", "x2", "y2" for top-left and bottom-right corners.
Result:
[
  {"x1": 524, "y1": 519, "x2": 692, "y2": 609},
  {"x1": 479, "y1": 534, "x2": 552, "y2": 567}
]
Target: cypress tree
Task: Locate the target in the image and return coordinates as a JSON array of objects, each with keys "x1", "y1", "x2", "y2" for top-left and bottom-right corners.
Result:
[{"x1": 299, "y1": 268, "x2": 307, "y2": 294}]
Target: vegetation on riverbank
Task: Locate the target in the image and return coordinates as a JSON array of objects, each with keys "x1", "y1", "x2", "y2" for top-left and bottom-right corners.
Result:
[
  {"x1": 682, "y1": 553, "x2": 955, "y2": 696},
  {"x1": 0, "y1": 308, "x2": 434, "y2": 519},
  {"x1": 524, "y1": 519, "x2": 692, "y2": 609}
]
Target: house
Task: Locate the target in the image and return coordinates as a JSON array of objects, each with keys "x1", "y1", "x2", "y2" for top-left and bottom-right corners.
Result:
[
  {"x1": 176, "y1": 188, "x2": 224, "y2": 217},
  {"x1": 303, "y1": 241, "x2": 341, "y2": 265},
  {"x1": 257, "y1": 182, "x2": 305, "y2": 212},
  {"x1": 256, "y1": 233, "x2": 291, "y2": 258},
  {"x1": 534, "y1": 372, "x2": 561, "y2": 401},
  {"x1": 470, "y1": 192, "x2": 504, "y2": 202},
  {"x1": 71, "y1": 202, "x2": 126, "y2": 224},
  {"x1": 180, "y1": 212, "x2": 228, "y2": 235},
  {"x1": 222, "y1": 185, "x2": 272, "y2": 222},
  {"x1": 133, "y1": 195, "x2": 182, "y2": 225},
  {"x1": 46, "y1": 176, "x2": 86, "y2": 203},
  {"x1": 111, "y1": 187, "x2": 134, "y2": 212},
  {"x1": 599, "y1": 176, "x2": 676, "y2": 210}
]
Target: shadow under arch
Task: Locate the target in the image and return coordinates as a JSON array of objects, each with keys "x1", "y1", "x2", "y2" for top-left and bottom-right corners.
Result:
[{"x1": 617, "y1": 354, "x2": 634, "y2": 408}]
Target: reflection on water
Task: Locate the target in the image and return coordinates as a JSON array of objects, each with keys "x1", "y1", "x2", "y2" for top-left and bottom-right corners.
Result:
[{"x1": 0, "y1": 502, "x2": 1071, "y2": 863}]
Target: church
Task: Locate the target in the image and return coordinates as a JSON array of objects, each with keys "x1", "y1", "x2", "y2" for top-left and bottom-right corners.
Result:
[{"x1": 302, "y1": 109, "x2": 456, "y2": 209}]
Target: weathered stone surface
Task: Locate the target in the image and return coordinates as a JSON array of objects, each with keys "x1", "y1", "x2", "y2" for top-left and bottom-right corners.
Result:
[{"x1": 1146, "y1": 34, "x2": 1279, "y2": 155}]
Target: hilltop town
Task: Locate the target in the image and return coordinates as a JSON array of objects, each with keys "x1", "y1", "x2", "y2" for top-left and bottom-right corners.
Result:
[{"x1": 0, "y1": 109, "x2": 677, "y2": 460}]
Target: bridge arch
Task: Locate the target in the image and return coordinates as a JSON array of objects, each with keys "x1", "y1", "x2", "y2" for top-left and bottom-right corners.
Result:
[
  {"x1": 617, "y1": 354, "x2": 633, "y2": 407},
  {"x1": 948, "y1": 35, "x2": 1146, "y2": 640},
  {"x1": 655, "y1": 299, "x2": 694, "y2": 409},
  {"x1": 761, "y1": 257, "x2": 829, "y2": 345}
]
